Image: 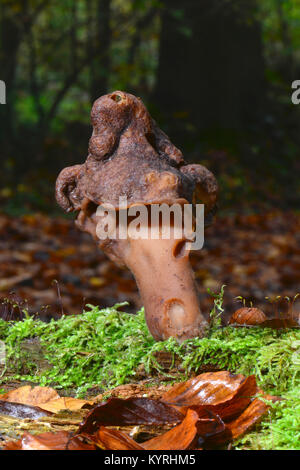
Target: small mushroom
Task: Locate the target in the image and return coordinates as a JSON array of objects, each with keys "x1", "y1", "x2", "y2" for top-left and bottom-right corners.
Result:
[
  {"x1": 56, "y1": 91, "x2": 218, "y2": 342},
  {"x1": 229, "y1": 308, "x2": 267, "y2": 326}
]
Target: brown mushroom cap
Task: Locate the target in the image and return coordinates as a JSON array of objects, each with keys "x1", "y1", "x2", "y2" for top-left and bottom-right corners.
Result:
[
  {"x1": 229, "y1": 308, "x2": 267, "y2": 326},
  {"x1": 56, "y1": 91, "x2": 218, "y2": 216}
]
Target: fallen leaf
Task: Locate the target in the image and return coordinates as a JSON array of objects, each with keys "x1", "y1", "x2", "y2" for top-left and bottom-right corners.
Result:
[
  {"x1": 78, "y1": 397, "x2": 184, "y2": 434},
  {"x1": 227, "y1": 397, "x2": 269, "y2": 439},
  {"x1": 260, "y1": 317, "x2": 299, "y2": 329},
  {"x1": 0, "y1": 385, "x2": 59, "y2": 407},
  {"x1": 0, "y1": 386, "x2": 92, "y2": 413},
  {"x1": 162, "y1": 371, "x2": 257, "y2": 420},
  {"x1": 1, "y1": 372, "x2": 272, "y2": 450},
  {"x1": 90, "y1": 409, "x2": 200, "y2": 451},
  {"x1": 229, "y1": 308, "x2": 299, "y2": 329},
  {"x1": 195, "y1": 409, "x2": 228, "y2": 443},
  {"x1": 0, "y1": 400, "x2": 52, "y2": 419},
  {"x1": 3, "y1": 431, "x2": 95, "y2": 450},
  {"x1": 195, "y1": 375, "x2": 258, "y2": 421},
  {"x1": 38, "y1": 397, "x2": 93, "y2": 413},
  {"x1": 142, "y1": 409, "x2": 199, "y2": 450},
  {"x1": 95, "y1": 427, "x2": 144, "y2": 450}
]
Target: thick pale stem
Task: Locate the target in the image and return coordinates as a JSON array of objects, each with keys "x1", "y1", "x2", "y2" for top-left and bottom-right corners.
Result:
[
  {"x1": 75, "y1": 207, "x2": 209, "y2": 342},
  {"x1": 122, "y1": 236, "x2": 208, "y2": 342}
]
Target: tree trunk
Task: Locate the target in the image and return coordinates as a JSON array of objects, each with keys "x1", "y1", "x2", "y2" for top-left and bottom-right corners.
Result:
[
  {"x1": 0, "y1": 7, "x2": 22, "y2": 145},
  {"x1": 88, "y1": 0, "x2": 111, "y2": 102},
  {"x1": 154, "y1": 0, "x2": 265, "y2": 141}
]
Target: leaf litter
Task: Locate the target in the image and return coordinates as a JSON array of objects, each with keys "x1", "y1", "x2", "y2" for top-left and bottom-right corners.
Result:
[{"x1": 1, "y1": 371, "x2": 274, "y2": 450}]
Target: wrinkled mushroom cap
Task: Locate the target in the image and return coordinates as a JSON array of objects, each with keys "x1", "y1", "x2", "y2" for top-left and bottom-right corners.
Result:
[{"x1": 56, "y1": 91, "x2": 218, "y2": 218}]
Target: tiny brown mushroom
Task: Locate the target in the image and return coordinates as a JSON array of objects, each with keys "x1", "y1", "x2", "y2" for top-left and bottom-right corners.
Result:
[
  {"x1": 229, "y1": 308, "x2": 267, "y2": 326},
  {"x1": 55, "y1": 91, "x2": 218, "y2": 342}
]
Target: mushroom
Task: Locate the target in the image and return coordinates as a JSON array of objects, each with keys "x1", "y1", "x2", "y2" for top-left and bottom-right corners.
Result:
[
  {"x1": 56, "y1": 91, "x2": 218, "y2": 342},
  {"x1": 229, "y1": 308, "x2": 267, "y2": 326}
]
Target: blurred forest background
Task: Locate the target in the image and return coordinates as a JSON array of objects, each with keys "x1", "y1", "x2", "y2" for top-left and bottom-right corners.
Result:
[
  {"x1": 0, "y1": 0, "x2": 300, "y2": 214},
  {"x1": 0, "y1": 0, "x2": 299, "y2": 320}
]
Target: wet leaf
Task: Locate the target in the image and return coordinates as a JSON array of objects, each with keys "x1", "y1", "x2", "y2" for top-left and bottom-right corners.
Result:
[
  {"x1": 226, "y1": 397, "x2": 269, "y2": 440},
  {"x1": 0, "y1": 400, "x2": 52, "y2": 419},
  {"x1": 0, "y1": 372, "x2": 272, "y2": 450},
  {"x1": 78, "y1": 397, "x2": 184, "y2": 434},
  {"x1": 90, "y1": 409, "x2": 200, "y2": 451},
  {"x1": 162, "y1": 371, "x2": 258, "y2": 420},
  {"x1": 142, "y1": 409, "x2": 199, "y2": 450},
  {"x1": 229, "y1": 309, "x2": 299, "y2": 329}
]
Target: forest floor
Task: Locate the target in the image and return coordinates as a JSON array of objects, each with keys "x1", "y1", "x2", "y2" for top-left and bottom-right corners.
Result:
[
  {"x1": 0, "y1": 210, "x2": 299, "y2": 450},
  {"x1": 0, "y1": 210, "x2": 299, "y2": 322},
  {"x1": 0, "y1": 305, "x2": 299, "y2": 450}
]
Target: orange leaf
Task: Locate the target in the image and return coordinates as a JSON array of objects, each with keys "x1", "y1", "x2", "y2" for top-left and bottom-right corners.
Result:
[
  {"x1": 3, "y1": 431, "x2": 95, "y2": 451},
  {"x1": 96, "y1": 427, "x2": 144, "y2": 450},
  {"x1": 0, "y1": 386, "x2": 59, "y2": 407},
  {"x1": 227, "y1": 398, "x2": 269, "y2": 439},
  {"x1": 142, "y1": 409, "x2": 199, "y2": 450},
  {"x1": 162, "y1": 371, "x2": 258, "y2": 420},
  {"x1": 0, "y1": 386, "x2": 92, "y2": 414},
  {"x1": 37, "y1": 397, "x2": 92, "y2": 413}
]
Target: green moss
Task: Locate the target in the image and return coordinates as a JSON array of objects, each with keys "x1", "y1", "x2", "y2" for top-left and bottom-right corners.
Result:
[
  {"x1": 235, "y1": 389, "x2": 300, "y2": 450},
  {"x1": 0, "y1": 302, "x2": 299, "y2": 449}
]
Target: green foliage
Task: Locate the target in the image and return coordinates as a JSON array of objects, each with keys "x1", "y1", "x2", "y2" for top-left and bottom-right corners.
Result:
[
  {"x1": 0, "y1": 301, "x2": 299, "y2": 449},
  {"x1": 207, "y1": 284, "x2": 225, "y2": 330}
]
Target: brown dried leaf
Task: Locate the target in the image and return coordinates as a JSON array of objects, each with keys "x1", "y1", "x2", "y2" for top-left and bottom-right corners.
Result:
[
  {"x1": 78, "y1": 397, "x2": 184, "y2": 434},
  {"x1": 260, "y1": 317, "x2": 299, "y2": 329},
  {"x1": 195, "y1": 409, "x2": 228, "y2": 444},
  {"x1": 3, "y1": 431, "x2": 95, "y2": 450},
  {"x1": 227, "y1": 397, "x2": 269, "y2": 439},
  {"x1": 0, "y1": 400, "x2": 52, "y2": 419},
  {"x1": 37, "y1": 397, "x2": 93, "y2": 413},
  {"x1": 0, "y1": 386, "x2": 92, "y2": 414},
  {"x1": 95, "y1": 427, "x2": 144, "y2": 450}
]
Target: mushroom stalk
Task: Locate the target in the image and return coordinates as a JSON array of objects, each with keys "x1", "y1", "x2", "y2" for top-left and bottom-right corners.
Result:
[{"x1": 122, "y1": 234, "x2": 208, "y2": 341}]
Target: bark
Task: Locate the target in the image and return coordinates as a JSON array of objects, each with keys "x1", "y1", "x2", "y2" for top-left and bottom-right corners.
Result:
[{"x1": 275, "y1": 0, "x2": 294, "y2": 82}]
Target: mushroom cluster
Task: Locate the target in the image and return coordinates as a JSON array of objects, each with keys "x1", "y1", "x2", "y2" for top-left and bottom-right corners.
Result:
[{"x1": 56, "y1": 91, "x2": 218, "y2": 342}]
